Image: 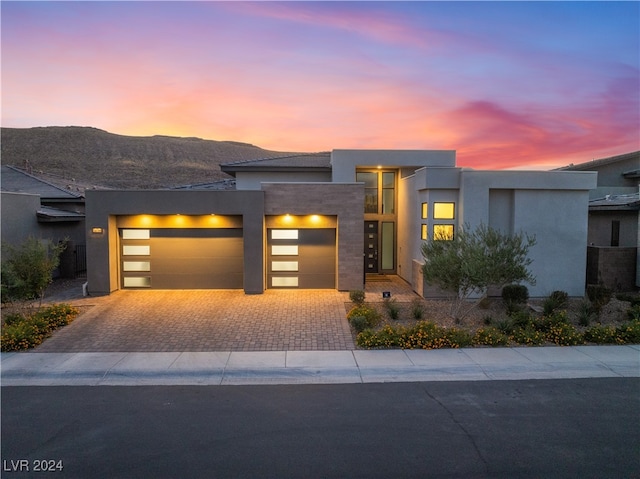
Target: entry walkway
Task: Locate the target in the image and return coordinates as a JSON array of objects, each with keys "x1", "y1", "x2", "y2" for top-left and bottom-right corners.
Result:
[{"x1": 2, "y1": 345, "x2": 638, "y2": 386}]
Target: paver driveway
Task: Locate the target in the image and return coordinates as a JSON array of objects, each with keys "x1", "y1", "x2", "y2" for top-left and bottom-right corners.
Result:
[
  {"x1": 35, "y1": 289, "x2": 354, "y2": 352},
  {"x1": 34, "y1": 276, "x2": 418, "y2": 352}
]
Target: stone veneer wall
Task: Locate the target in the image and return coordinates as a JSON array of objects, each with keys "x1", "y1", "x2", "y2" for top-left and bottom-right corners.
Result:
[
  {"x1": 587, "y1": 246, "x2": 638, "y2": 292},
  {"x1": 262, "y1": 183, "x2": 364, "y2": 291}
]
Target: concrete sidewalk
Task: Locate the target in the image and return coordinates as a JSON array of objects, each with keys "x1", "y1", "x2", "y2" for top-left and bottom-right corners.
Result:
[{"x1": 2, "y1": 345, "x2": 638, "y2": 386}]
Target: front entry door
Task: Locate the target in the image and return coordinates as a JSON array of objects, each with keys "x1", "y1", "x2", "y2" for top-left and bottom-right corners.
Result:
[{"x1": 364, "y1": 221, "x2": 378, "y2": 273}]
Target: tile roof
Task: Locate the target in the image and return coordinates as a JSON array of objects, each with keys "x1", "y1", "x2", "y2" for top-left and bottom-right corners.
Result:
[
  {"x1": 1, "y1": 165, "x2": 84, "y2": 200},
  {"x1": 556, "y1": 150, "x2": 640, "y2": 171},
  {"x1": 589, "y1": 192, "x2": 640, "y2": 210},
  {"x1": 221, "y1": 152, "x2": 331, "y2": 175}
]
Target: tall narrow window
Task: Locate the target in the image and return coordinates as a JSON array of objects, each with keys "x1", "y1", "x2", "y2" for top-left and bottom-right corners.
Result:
[
  {"x1": 421, "y1": 224, "x2": 428, "y2": 240},
  {"x1": 611, "y1": 220, "x2": 620, "y2": 247},
  {"x1": 382, "y1": 172, "x2": 395, "y2": 214},
  {"x1": 381, "y1": 222, "x2": 394, "y2": 270},
  {"x1": 421, "y1": 203, "x2": 428, "y2": 219},
  {"x1": 356, "y1": 172, "x2": 378, "y2": 213}
]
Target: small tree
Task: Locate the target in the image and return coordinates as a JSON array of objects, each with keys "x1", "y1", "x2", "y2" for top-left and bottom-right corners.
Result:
[
  {"x1": 1, "y1": 237, "x2": 66, "y2": 307},
  {"x1": 421, "y1": 224, "x2": 536, "y2": 320}
]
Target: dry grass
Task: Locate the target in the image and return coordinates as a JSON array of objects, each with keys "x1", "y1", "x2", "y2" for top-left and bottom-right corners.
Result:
[{"x1": 1, "y1": 126, "x2": 301, "y2": 190}]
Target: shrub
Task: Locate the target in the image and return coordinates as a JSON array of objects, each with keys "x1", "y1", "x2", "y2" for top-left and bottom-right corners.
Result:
[
  {"x1": 617, "y1": 319, "x2": 640, "y2": 344},
  {"x1": 502, "y1": 284, "x2": 529, "y2": 304},
  {"x1": 510, "y1": 310, "x2": 534, "y2": 329},
  {"x1": 627, "y1": 304, "x2": 640, "y2": 322},
  {"x1": 545, "y1": 322, "x2": 583, "y2": 346},
  {"x1": 347, "y1": 304, "x2": 381, "y2": 328},
  {"x1": 584, "y1": 324, "x2": 622, "y2": 345},
  {"x1": 494, "y1": 318, "x2": 515, "y2": 335},
  {"x1": 542, "y1": 290, "x2": 569, "y2": 316},
  {"x1": 533, "y1": 310, "x2": 569, "y2": 333},
  {"x1": 473, "y1": 327, "x2": 509, "y2": 347},
  {"x1": 586, "y1": 284, "x2": 612, "y2": 313},
  {"x1": 383, "y1": 298, "x2": 401, "y2": 320},
  {"x1": 443, "y1": 327, "x2": 473, "y2": 348},
  {"x1": 403, "y1": 321, "x2": 446, "y2": 349},
  {"x1": 348, "y1": 316, "x2": 370, "y2": 333},
  {"x1": 576, "y1": 299, "x2": 595, "y2": 327},
  {"x1": 349, "y1": 290, "x2": 366, "y2": 305},
  {"x1": 410, "y1": 298, "x2": 425, "y2": 320},
  {"x1": 356, "y1": 324, "x2": 404, "y2": 349},
  {"x1": 511, "y1": 326, "x2": 546, "y2": 346},
  {"x1": 3, "y1": 312, "x2": 25, "y2": 326},
  {"x1": 0, "y1": 303, "x2": 79, "y2": 352}
]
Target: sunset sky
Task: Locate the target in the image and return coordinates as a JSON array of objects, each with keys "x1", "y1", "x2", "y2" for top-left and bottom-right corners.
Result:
[{"x1": 2, "y1": 1, "x2": 639, "y2": 169}]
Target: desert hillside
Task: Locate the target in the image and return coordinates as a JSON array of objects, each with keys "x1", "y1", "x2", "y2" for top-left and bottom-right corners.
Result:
[{"x1": 1, "y1": 126, "x2": 300, "y2": 189}]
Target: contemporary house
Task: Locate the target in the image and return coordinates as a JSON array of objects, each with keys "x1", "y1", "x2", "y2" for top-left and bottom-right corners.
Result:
[
  {"x1": 85, "y1": 150, "x2": 596, "y2": 297},
  {"x1": 1, "y1": 165, "x2": 87, "y2": 277},
  {"x1": 559, "y1": 151, "x2": 640, "y2": 291}
]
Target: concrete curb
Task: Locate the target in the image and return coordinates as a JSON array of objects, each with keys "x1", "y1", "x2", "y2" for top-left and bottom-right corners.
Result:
[{"x1": 1, "y1": 345, "x2": 638, "y2": 386}]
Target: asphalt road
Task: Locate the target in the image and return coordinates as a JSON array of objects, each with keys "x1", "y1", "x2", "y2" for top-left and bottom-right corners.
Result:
[{"x1": 2, "y1": 378, "x2": 638, "y2": 478}]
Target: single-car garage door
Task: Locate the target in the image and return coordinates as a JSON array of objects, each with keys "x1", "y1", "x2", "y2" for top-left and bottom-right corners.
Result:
[
  {"x1": 267, "y1": 228, "x2": 335, "y2": 288},
  {"x1": 120, "y1": 228, "x2": 243, "y2": 289}
]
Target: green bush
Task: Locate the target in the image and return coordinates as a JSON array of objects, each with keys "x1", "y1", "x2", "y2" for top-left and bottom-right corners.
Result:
[
  {"x1": 443, "y1": 327, "x2": 473, "y2": 348},
  {"x1": 627, "y1": 304, "x2": 640, "y2": 321},
  {"x1": 533, "y1": 310, "x2": 569, "y2": 333},
  {"x1": 502, "y1": 284, "x2": 529, "y2": 304},
  {"x1": 403, "y1": 321, "x2": 446, "y2": 349},
  {"x1": 383, "y1": 298, "x2": 401, "y2": 320},
  {"x1": 3, "y1": 312, "x2": 25, "y2": 326},
  {"x1": 473, "y1": 327, "x2": 509, "y2": 347},
  {"x1": 348, "y1": 316, "x2": 370, "y2": 333},
  {"x1": 584, "y1": 324, "x2": 622, "y2": 345},
  {"x1": 576, "y1": 299, "x2": 595, "y2": 327},
  {"x1": 410, "y1": 298, "x2": 425, "y2": 320},
  {"x1": 356, "y1": 324, "x2": 404, "y2": 349},
  {"x1": 545, "y1": 322, "x2": 583, "y2": 346},
  {"x1": 0, "y1": 303, "x2": 79, "y2": 352},
  {"x1": 586, "y1": 284, "x2": 612, "y2": 312},
  {"x1": 511, "y1": 326, "x2": 546, "y2": 346},
  {"x1": 617, "y1": 319, "x2": 640, "y2": 344},
  {"x1": 349, "y1": 290, "x2": 366, "y2": 305},
  {"x1": 494, "y1": 318, "x2": 515, "y2": 335},
  {"x1": 347, "y1": 304, "x2": 381, "y2": 327},
  {"x1": 542, "y1": 290, "x2": 569, "y2": 316}
]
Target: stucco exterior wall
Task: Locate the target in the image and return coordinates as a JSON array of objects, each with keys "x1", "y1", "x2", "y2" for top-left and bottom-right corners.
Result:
[
  {"x1": 587, "y1": 211, "x2": 638, "y2": 247},
  {"x1": 85, "y1": 190, "x2": 265, "y2": 295},
  {"x1": 1, "y1": 192, "x2": 41, "y2": 245},
  {"x1": 262, "y1": 182, "x2": 364, "y2": 291},
  {"x1": 235, "y1": 171, "x2": 332, "y2": 190},
  {"x1": 331, "y1": 150, "x2": 456, "y2": 183}
]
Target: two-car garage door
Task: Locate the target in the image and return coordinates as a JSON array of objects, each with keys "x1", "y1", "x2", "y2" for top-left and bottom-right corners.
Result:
[
  {"x1": 120, "y1": 227, "x2": 336, "y2": 290},
  {"x1": 120, "y1": 228, "x2": 243, "y2": 289}
]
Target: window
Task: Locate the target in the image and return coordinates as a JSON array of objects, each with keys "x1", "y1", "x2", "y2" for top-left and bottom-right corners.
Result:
[
  {"x1": 272, "y1": 277, "x2": 298, "y2": 287},
  {"x1": 611, "y1": 221, "x2": 620, "y2": 247},
  {"x1": 122, "y1": 245, "x2": 150, "y2": 255},
  {"x1": 382, "y1": 172, "x2": 395, "y2": 214},
  {"x1": 433, "y1": 202, "x2": 455, "y2": 219},
  {"x1": 271, "y1": 245, "x2": 298, "y2": 256},
  {"x1": 122, "y1": 229, "x2": 150, "y2": 240},
  {"x1": 271, "y1": 230, "x2": 298, "y2": 240},
  {"x1": 356, "y1": 172, "x2": 378, "y2": 213},
  {"x1": 421, "y1": 224, "x2": 428, "y2": 240},
  {"x1": 421, "y1": 203, "x2": 428, "y2": 219},
  {"x1": 271, "y1": 261, "x2": 299, "y2": 272},
  {"x1": 433, "y1": 224, "x2": 454, "y2": 240},
  {"x1": 123, "y1": 261, "x2": 151, "y2": 272}
]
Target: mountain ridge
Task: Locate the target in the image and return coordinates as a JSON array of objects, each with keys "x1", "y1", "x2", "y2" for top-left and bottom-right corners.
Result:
[{"x1": 1, "y1": 126, "x2": 301, "y2": 190}]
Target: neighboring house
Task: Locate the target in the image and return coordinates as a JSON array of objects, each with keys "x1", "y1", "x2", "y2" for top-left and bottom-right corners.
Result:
[
  {"x1": 558, "y1": 151, "x2": 640, "y2": 291},
  {"x1": 1, "y1": 165, "x2": 86, "y2": 277},
  {"x1": 85, "y1": 149, "x2": 596, "y2": 297}
]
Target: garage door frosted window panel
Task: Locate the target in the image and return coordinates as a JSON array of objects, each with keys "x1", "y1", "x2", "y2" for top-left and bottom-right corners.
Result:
[
  {"x1": 271, "y1": 230, "x2": 299, "y2": 240},
  {"x1": 122, "y1": 229, "x2": 150, "y2": 240},
  {"x1": 123, "y1": 261, "x2": 151, "y2": 272},
  {"x1": 272, "y1": 245, "x2": 299, "y2": 256},
  {"x1": 123, "y1": 245, "x2": 150, "y2": 255},
  {"x1": 123, "y1": 277, "x2": 151, "y2": 287},
  {"x1": 271, "y1": 261, "x2": 299, "y2": 271}
]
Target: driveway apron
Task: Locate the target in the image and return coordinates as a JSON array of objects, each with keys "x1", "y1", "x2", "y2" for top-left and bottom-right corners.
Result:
[{"x1": 34, "y1": 289, "x2": 356, "y2": 352}]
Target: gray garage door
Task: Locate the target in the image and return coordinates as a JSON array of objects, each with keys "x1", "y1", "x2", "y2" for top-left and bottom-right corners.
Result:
[
  {"x1": 120, "y1": 228, "x2": 243, "y2": 289},
  {"x1": 267, "y1": 228, "x2": 336, "y2": 289}
]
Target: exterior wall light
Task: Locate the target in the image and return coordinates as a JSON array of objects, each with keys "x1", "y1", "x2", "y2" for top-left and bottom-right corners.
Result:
[{"x1": 91, "y1": 227, "x2": 104, "y2": 234}]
